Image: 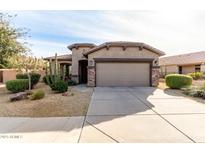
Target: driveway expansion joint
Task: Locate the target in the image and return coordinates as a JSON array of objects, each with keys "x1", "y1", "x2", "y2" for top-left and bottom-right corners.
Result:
[
  {"x1": 77, "y1": 116, "x2": 86, "y2": 143},
  {"x1": 128, "y1": 90, "x2": 196, "y2": 143},
  {"x1": 85, "y1": 120, "x2": 119, "y2": 143}
]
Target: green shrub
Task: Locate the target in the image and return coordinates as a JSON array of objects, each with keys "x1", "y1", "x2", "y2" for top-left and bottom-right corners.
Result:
[
  {"x1": 188, "y1": 72, "x2": 203, "y2": 80},
  {"x1": 67, "y1": 79, "x2": 77, "y2": 86},
  {"x1": 165, "y1": 74, "x2": 192, "y2": 89},
  {"x1": 43, "y1": 75, "x2": 50, "y2": 84},
  {"x1": 30, "y1": 90, "x2": 45, "y2": 100},
  {"x1": 43, "y1": 75, "x2": 58, "y2": 85},
  {"x1": 43, "y1": 75, "x2": 47, "y2": 84},
  {"x1": 16, "y1": 73, "x2": 41, "y2": 88},
  {"x1": 6, "y1": 79, "x2": 29, "y2": 93},
  {"x1": 51, "y1": 80, "x2": 68, "y2": 93}
]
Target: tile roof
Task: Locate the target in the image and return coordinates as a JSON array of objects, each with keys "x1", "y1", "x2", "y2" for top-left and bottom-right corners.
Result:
[
  {"x1": 67, "y1": 43, "x2": 96, "y2": 50},
  {"x1": 44, "y1": 54, "x2": 72, "y2": 61},
  {"x1": 159, "y1": 51, "x2": 205, "y2": 66},
  {"x1": 83, "y1": 41, "x2": 165, "y2": 56}
]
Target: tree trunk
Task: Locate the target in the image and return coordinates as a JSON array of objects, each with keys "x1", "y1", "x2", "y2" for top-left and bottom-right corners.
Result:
[{"x1": 27, "y1": 72, "x2": 31, "y2": 90}]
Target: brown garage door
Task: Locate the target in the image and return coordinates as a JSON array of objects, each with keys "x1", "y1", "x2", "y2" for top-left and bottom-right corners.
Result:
[{"x1": 96, "y1": 62, "x2": 150, "y2": 87}]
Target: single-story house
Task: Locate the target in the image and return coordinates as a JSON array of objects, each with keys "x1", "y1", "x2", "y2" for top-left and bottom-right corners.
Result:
[
  {"x1": 159, "y1": 51, "x2": 205, "y2": 76},
  {"x1": 44, "y1": 41, "x2": 165, "y2": 87}
]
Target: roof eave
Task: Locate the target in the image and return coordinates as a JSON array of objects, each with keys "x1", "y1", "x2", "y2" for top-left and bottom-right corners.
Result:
[
  {"x1": 67, "y1": 43, "x2": 96, "y2": 50},
  {"x1": 84, "y1": 43, "x2": 166, "y2": 56}
]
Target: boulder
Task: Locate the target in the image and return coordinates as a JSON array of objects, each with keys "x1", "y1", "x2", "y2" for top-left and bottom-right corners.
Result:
[{"x1": 10, "y1": 92, "x2": 28, "y2": 102}]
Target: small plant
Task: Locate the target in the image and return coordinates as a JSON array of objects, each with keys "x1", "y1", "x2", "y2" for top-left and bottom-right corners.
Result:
[
  {"x1": 67, "y1": 79, "x2": 77, "y2": 86},
  {"x1": 30, "y1": 90, "x2": 45, "y2": 100},
  {"x1": 43, "y1": 75, "x2": 47, "y2": 84},
  {"x1": 188, "y1": 72, "x2": 203, "y2": 80},
  {"x1": 6, "y1": 79, "x2": 29, "y2": 93},
  {"x1": 182, "y1": 85, "x2": 205, "y2": 97},
  {"x1": 51, "y1": 80, "x2": 68, "y2": 93},
  {"x1": 16, "y1": 73, "x2": 41, "y2": 88},
  {"x1": 43, "y1": 75, "x2": 61, "y2": 85},
  {"x1": 199, "y1": 83, "x2": 205, "y2": 91},
  {"x1": 165, "y1": 74, "x2": 192, "y2": 89}
]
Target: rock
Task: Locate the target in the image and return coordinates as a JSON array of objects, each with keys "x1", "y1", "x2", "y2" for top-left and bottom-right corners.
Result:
[
  {"x1": 10, "y1": 92, "x2": 28, "y2": 102},
  {"x1": 62, "y1": 92, "x2": 69, "y2": 96}
]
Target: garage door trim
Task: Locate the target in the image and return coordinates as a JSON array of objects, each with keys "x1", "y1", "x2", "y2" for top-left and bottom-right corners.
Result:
[{"x1": 94, "y1": 58, "x2": 154, "y2": 87}]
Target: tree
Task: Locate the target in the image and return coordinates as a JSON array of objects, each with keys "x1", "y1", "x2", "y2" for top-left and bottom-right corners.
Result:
[
  {"x1": 6, "y1": 55, "x2": 47, "y2": 71},
  {"x1": 0, "y1": 13, "x2": 30, "y2": 68}
]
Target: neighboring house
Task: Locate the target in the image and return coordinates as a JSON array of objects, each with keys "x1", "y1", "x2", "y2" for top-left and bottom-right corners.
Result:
[
  {"x1": 159, "y1": 51, "x2": 205, "y2": 76},
  {"x1": 44, "y1": 41, "x2": 165, "y2": 87}
]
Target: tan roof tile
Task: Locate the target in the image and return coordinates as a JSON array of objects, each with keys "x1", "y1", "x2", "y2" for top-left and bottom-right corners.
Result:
[
  {"x1": 159, "y1": 51, "x2": 205, "y2": 66},
  {"x1": 83, "y1": 41, "x2": 165, "y2": 56},
  {"x1": 44, "y1": 54, "x2": 72, "y2": 61}
]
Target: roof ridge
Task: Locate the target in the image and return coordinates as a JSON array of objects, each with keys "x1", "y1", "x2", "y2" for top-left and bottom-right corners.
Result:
[
  {"x1": 161, "y1": 51, "x2": 205, "y2": 59},
  {"x1": 84, "y1": 41, "x2": 165, "y2": 56},
  {"x1": 159, "y1": 51, "x2": 205, "y2": 66}
]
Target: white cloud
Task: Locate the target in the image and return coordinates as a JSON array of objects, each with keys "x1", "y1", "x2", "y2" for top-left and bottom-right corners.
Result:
[
  {"x1": 7, "y1": 11, "x2": 205, "y2": 57},
  {"x1": 28, "y1": 39, "x2": 70, "y2": 58}
]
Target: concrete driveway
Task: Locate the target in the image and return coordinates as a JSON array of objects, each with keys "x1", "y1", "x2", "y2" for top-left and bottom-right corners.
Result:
[
  {"x1": 1, "y1": 87, "x2": 205, "y2": 143},
  {"x1": 79, "y1": 87, "x2": 205, "y2": 143}
]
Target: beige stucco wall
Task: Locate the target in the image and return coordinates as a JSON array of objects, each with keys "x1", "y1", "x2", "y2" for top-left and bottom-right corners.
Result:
[
  {"x1": 164, "y1": 65, "x2": 179, "y2": 74},
  {"x1": 88, "y1": 47, "x2": 159, "y2": 67},
  {"x1": 71, "y1": 47, "x2": 91, "y2": 83},
  {"x1": 182, "y1": 65, "x2": 195, "y2": 74},
  {"x1": 0, "y1": 69, "x2": 17, "y2": 83},
  {"x1": 160, "y1": 66, "x2": 166, "y2": 76},
  {"x1": 200, "y1": 64, "x2": 205, "y2": 72},
  {"x1": 87, "y1": 46, "x2": 161, "y2": 87},
  {"x1": 160, "y1": 64, "x2": 200, "y2": 75}
]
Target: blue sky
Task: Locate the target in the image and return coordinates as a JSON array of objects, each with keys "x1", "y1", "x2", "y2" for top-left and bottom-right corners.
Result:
[{"x1": 5, "y1": 11, "x2": 205, "y2": 57}]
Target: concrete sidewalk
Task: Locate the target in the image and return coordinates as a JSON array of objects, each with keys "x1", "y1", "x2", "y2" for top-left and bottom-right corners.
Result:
[{"x1": 0, "y1": 117, "x2": 84, "y2": 143}]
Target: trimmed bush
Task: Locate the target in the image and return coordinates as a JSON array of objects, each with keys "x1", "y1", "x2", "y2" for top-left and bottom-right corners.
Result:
[
  {"x1": 165, "y1": 74, "x2": 192, "y2": 89},
  {"x1": 30, "y1": 90, "x2": 45, "y2": 100},
  {"x1": 16, "y1": 73, "x2": 41, "y2": 88},
  {"x1": 188, "y1": 72, "x2": 203, "y2": 80},
  {"x1": 6, "y1": 79, "x2": 29, "y2": 93},
  {"x1": 51, "y1": 80, "x2": 68, "y2": 93}
]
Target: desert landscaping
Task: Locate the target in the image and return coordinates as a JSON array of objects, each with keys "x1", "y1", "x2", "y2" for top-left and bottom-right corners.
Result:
[{"x1": 0, "y1": 82, "x2": 93, "y2": 117}]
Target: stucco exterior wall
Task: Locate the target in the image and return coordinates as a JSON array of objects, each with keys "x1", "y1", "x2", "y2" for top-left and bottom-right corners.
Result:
[
  {"x1": 160, "y1": 64, "x2": 201, "y2": 76},
  {"x1": 87, "y1": 47, "x2": 161, "y2": 87},
  {"x1": 88, "y1": 47, "x2": 159, "y2": 65},
  {"x1": 0, "y1": 69, "x2": 17, "y2": 83},
  {"x1": 161, "y1": 65, "x2": 179, "y2": 75},
  {"x1": 182, "y1": 65, "x2": 195, "y2": 74},
  {"x1": 201, "y1": 64, "x2": 205, "y2": 72},
  {"x1": 71, "y1": 47, "x2": 90, "y2": 83}
]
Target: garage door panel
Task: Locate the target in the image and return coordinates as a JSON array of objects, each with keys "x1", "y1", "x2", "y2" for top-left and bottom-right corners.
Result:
[{"x1": 96, "y1": 62, "x2": 150, "y2": 87}]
